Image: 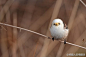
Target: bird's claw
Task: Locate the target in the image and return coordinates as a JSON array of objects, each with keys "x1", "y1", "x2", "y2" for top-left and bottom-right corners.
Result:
[
  {"x1": 64, "y1": 39, "x2": 66, "y2": 44},
  {"x1": 52, "y1": 37, "x2": 54, "y2": 41}
]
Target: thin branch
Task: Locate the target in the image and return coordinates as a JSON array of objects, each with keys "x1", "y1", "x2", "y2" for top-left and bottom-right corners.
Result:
[
  {"x1": 0, "y1": 22, "x2": 49, "y2": 38},
  {"x1": 0, "y1": 23, "x2": 86, "y2": 50},
  {"x1": 80, "y1": 0, "x2": 86, "y2": 7},
  {"x1": 61, "y1": 41, "x2": 86, "y2": 49}
]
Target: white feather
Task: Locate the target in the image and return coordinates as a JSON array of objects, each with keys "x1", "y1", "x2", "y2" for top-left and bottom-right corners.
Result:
[{"x1": 50, "y1": 19, "x2": 69, "y2": 40}]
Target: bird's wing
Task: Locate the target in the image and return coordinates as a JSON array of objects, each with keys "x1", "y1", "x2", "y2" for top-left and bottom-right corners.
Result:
[
  {"x1": 64, "y1": 24, "x2": 68, "y2": 29},
  {"x1": 64, "y1": 29, "x2": 69, "y2": 38}
]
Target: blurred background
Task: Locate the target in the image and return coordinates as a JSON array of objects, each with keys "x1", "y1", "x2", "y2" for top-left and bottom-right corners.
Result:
[{"x1": 0, "y1": 0, "x2": 86, "y2": 57}]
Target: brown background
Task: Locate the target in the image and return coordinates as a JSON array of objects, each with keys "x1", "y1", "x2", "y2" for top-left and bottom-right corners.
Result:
[{"x1": 0, "y1": 0, "x2": 86, "y2": 57}]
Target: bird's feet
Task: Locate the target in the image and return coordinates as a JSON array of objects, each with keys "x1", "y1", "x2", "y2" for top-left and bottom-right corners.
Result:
[
  {"x1": 52, "y1": 37, "x2": 54, "y2": 41},
  {"x1": 64, "y1": 39, "x2": 66, "y2": 44}
]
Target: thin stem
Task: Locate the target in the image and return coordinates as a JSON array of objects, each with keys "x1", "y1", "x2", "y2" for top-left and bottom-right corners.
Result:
[{"x1": 0, "y1": 22, "x2": 86, "y2": 50}]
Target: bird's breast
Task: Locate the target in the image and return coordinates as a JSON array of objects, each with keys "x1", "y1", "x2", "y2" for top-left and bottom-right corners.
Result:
[{"x1": 50, "y1": 27, "x2": 65, "y2": 39}]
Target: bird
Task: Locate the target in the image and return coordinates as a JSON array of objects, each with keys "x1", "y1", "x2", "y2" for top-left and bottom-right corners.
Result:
[{"x1": 50, "y1": 19, "x2": 69, "y2": 44}]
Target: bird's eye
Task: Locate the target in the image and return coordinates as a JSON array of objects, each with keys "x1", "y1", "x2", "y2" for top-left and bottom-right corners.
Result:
[
  {"x1": 58, "y1": 23, "x2": 60, "y2": 25},
  {"x1": 54, "y1": 23, "x2": 55, "y2": 25}
]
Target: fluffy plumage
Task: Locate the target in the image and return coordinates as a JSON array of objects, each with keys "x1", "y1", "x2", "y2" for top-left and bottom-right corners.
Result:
[{"x1": 50, "y1": 19, "x2": 69, "y2": 44}]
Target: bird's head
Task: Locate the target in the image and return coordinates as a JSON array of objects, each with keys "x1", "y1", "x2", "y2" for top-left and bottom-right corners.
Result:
[{"x1": 52, "y1": 19, "x2": 64, "y2": 28}]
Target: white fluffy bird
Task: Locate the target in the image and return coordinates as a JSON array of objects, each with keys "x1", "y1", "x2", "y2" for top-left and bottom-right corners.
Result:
[{"x1": 50, "y1": 19, "x2": 69, "y2": 44}]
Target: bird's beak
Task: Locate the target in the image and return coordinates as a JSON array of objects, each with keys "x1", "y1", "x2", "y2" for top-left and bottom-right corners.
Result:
[{"x1": 54, "y1": 23, "x2": 59, "y2": 26}]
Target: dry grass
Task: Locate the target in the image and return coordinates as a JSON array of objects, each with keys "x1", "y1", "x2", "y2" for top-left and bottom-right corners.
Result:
[{"x1": 0, "y1": 0, "x2": 86, "y2": 57}]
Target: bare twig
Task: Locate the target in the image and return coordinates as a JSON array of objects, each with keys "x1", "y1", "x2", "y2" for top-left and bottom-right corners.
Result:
[
  {"x1": 0, "y1": 23, "x2": 86, "y2": 50},
  {"x1": 0, "y1": 22, "x2": 49, "y2": 38},
  {"x1": 61, "y1": 41, "x2": 86, "y2": 49},
  {"x1": 80, "y1": 0, "x2": 86, "y2": 7}
]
